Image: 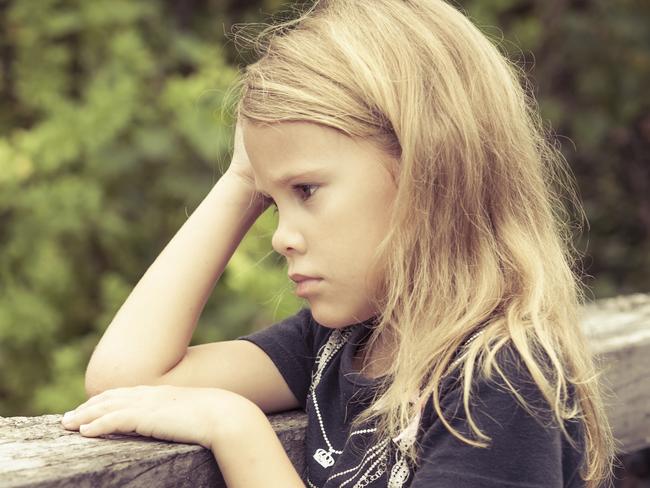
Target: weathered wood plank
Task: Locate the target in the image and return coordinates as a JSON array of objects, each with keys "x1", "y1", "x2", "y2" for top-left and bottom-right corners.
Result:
[
  {"x1": 1, "y1": 293, "x2": 649, "y2": 486},
  {"x1": 580, "y1": 293, "x2": 650, "y2": 453},
  {"x1": 0, "y1": 411, "x2": 307, "y2": 487}
]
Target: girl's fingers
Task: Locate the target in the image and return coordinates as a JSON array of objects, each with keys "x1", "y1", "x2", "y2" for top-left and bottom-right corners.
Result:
[
  {"x1": 62, "y1": 386, "x2": 150, "y2": 429},
  {"x1": 77, "y1": 409, "x2": 139, "y2": 438},
  {"x1": 62, "y1": 398, "x2": 124, "y2": 430}
]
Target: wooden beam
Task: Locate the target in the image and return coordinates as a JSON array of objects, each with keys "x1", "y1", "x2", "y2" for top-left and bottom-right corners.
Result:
[
  {"x1": 0, "y1": 411, "x2": 307, "y2": 488},
  {"x1": 580, "y1": 293, "x2": 650, "y2": 453}
]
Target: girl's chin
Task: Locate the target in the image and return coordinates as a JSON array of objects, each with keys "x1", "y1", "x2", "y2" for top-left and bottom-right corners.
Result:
[{"x1": 310, "y1": 305, "x2": 374, "y2": 328}]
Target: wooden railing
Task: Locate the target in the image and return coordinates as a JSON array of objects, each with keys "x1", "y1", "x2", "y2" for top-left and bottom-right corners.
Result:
[{"x1": 2, "y1": 293, "x2": 649, "y2": 487}]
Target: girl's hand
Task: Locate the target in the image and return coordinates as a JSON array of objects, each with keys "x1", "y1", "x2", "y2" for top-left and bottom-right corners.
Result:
[
  {"x1": 226, "y1": 117, "x2": 256, "y2": 189},
  {"x1": 61, "y1": 385, "x2": 252, "y2": 450}
]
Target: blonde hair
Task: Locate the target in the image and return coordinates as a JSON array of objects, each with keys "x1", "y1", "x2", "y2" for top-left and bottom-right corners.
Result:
[{"x1": 229, "y1": 0, "x2": 616, "y2": 485}]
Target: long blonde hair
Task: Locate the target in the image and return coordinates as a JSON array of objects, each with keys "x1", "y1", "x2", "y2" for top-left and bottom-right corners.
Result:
[{"x1": 229, "y1": 0, "x2": 616, "y2": 485}]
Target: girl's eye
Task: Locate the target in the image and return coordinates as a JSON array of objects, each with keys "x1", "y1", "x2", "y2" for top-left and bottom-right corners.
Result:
[
  {"x1": 265, "y1": 184, "x2": 317, "y2": 214},
  {"x1": 294, "y1": 184, "x2": 317, "y2": 201}
]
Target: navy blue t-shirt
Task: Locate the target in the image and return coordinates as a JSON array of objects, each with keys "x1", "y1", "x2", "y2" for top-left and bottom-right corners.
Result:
[{"x1": 238, "y1": 307, "x2": 586, "y2": 487}]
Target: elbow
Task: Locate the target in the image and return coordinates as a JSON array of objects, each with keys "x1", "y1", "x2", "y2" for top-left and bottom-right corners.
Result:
[
  {"x1": 84, "y1": 358, "x2": 126, "y2": 398},
  {"x1": 84, "y1": 364, "x2": 115, "y2": 398},
  {"x1": 84, "y1": 347, "x2": 129, "y2": 397},
  {"x1": 84, "y1": 348, "x2": 114, "y2": 397},
  {"x1": 84, "y1": 376, "x2": 104, "y2": 399},
  {"x1": 84, "y1": 371, "x2": 144, "y2": 398},
  {"x1": 83, "y1": 345, "x2": 173, "y2": 397},
  {"x1": 84, "y1": 363, "x2": 164, "y2": 398}
]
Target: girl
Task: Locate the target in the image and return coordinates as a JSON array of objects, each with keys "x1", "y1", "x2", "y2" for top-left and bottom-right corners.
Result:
[{"x1": 61, "y1": 0, "x2": 616, "y2": 486}]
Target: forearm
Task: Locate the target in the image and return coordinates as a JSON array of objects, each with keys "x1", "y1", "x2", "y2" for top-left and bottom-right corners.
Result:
[
  {"x1": 85, "y1": 172, "x2": 267, "y2": 393},
  {"x1": 211, "y1": 402, "x2": 305, "y2": 488}
]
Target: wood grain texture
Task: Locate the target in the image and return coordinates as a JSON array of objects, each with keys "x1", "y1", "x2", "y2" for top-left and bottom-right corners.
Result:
[
  {"x1": 1, "y1": 293, "x2": 648, "y2": 486},
  {"x1": 0, "y1": 411, "x2": 306, "y2": 487}
]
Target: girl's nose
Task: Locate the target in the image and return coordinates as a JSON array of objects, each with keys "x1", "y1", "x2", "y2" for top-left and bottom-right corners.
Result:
[{"x1": 271, "y1": 217, "x2": 306, "y2": 256}]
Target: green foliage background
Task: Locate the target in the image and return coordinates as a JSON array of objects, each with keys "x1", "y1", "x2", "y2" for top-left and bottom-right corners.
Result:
[{"x1": 0, "y1": 0, "x2": 648, "y2": 416}]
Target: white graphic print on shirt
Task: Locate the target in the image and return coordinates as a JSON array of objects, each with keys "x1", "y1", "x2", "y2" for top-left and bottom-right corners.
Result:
[{"x1": 305, "y1": 326, "x2": 421, "y2": 488}]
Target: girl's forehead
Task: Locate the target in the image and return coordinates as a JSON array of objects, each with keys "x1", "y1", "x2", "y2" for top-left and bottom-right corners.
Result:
[
  {"x1": 246, "y1": 120, "x2": 347, "y2": 153},
  {"x1": 247, "y1": 124, "x2": 351, "y2": 171},
  {"x1": 245, "y1": 120, "x2": 399, "y2": 190}
]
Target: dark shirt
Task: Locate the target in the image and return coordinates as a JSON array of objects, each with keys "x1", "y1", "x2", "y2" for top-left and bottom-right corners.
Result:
[{"x1": 237, "y1": 307, "x2": 586, "y2": 487}]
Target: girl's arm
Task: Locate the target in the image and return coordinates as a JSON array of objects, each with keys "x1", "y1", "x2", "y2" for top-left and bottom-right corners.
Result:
[
  {"x1": 212, "y1": 400, "x2": 306, "y2": 487},
  {"x1": 85, "y1": 169, "x2": 267, "y2": 395}
]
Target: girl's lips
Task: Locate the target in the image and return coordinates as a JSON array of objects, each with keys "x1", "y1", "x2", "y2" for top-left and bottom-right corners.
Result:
[
  {"x1": 289, "y1": 273, "x2": 320, "y2": 282},
  {"x1": 295, "y1": 278, "x2": 322, "y2": 297}
]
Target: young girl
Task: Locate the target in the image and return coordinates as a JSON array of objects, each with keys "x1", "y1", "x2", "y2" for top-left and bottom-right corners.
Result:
[{"x1": 61, "y1": 0, "x2": 616, "y2": 486}]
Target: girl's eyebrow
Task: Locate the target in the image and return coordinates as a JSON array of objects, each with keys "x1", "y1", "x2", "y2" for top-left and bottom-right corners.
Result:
[{"x1": 254, "y1": 168, "x2": 327, "y2": 195}]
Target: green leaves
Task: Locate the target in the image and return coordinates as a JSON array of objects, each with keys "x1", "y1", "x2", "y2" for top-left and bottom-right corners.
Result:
[{"x1": 0, "y1": 0, "x2": 297, "y2": 416}]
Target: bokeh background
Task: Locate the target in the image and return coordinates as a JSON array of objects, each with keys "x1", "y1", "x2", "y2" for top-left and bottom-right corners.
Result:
[{"x1": 1, "y1": 0, "x2": 648, "y2": 477}]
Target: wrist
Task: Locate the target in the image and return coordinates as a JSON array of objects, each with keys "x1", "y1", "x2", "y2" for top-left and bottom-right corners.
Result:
[
  {"x1": 217, "y1": 170, "x2": 269, "y2": 217},
  {"x1": 208, "y1": 392, "x2": 265, "y2": 450},
  {"x1": 208, "y1": 397, "x2": 304, "y2": 486}
]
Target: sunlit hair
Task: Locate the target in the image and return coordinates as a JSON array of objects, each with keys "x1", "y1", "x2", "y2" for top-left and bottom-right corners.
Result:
[{"x1": 227, "y1": 0, "x2": 616, "y2": 485}]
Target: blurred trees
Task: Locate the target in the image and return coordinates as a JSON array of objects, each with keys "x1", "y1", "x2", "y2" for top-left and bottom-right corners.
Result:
[
  {"x1": 466, "y1": 0, "x2": 650, "y2": 299},
  {"x1": 0, "y1": 0, "x2": 300, "y2": 416},
  {"x1": 0, "y1": 0, "x2": 647, "y2": 416}
]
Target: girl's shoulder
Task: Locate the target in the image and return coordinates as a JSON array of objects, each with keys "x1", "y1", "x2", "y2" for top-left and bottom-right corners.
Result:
[
  {"x1": 414, "y1": 341, "x2": 586, "y2": 487},
  {"x1": 430, "y1": 339, "x2": 580, "y2": 434}
]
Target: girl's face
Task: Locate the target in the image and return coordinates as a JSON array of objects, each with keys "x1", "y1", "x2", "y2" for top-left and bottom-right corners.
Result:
[{"x1": 243, "y1": 120, "x2": 398, "y2": 328}]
